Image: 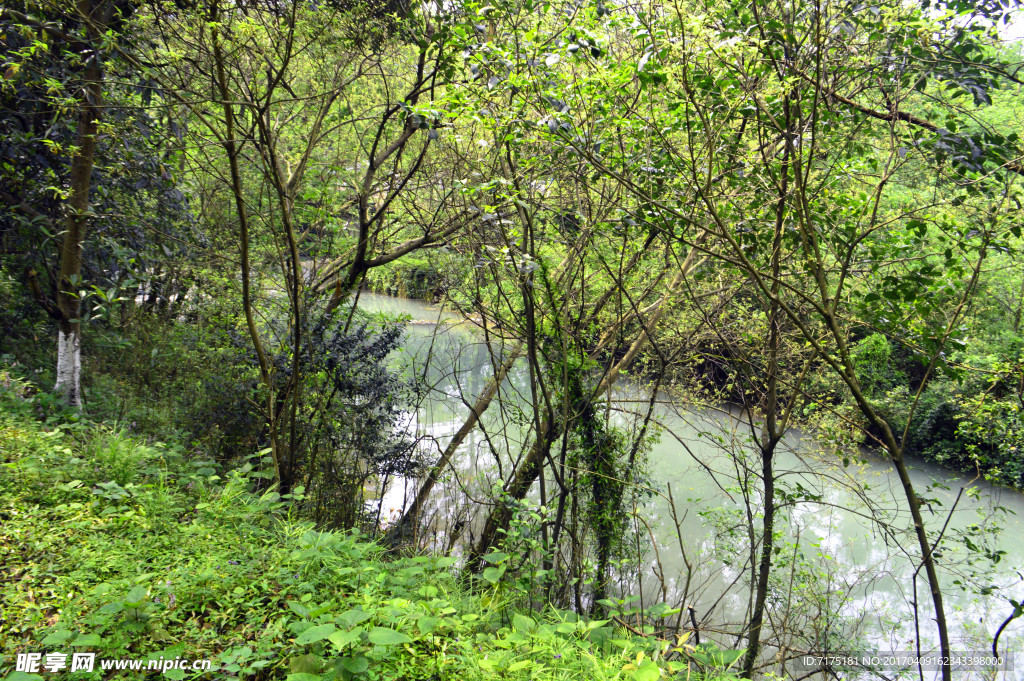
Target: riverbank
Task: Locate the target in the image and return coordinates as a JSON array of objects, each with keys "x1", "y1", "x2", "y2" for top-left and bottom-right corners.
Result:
[{"x1": 0, "y1": 393, "x2": 744, "y2": 681}]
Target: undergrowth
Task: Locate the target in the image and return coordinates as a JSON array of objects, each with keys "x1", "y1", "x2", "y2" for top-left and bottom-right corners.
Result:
[{"x1": 0, "y1": 379, "x2": 743, "y2": 681}]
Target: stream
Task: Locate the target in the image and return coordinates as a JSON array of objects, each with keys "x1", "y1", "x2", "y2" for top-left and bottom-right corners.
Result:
[{"x1": 358, "y1": 292, "x2": 1024, "y2": 679}]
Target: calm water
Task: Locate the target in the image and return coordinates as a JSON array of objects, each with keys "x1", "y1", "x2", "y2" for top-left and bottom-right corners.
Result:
[{"x1": 359, "y1": 293, "x2": 1024, "y2": 679}]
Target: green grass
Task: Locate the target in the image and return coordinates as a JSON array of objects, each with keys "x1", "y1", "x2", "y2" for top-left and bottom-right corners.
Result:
[{"x1": 0, "y1": 401, "x2": 744, "y2": 681}]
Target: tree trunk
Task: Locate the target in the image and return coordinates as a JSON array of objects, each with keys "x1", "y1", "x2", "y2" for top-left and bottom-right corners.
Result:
[
  {"x1": 741, "y1": 443, "x2": 777, "y2": 678},
  {"x1": 464, "y1": 244, "x2": 699, "y2": 574},
  {"x1": 54, "y1": 319, "x2": 83, "y2": 407},
  {"x1": 465, "y1": 418, "x2": 558, "y2": 572},
  {"x1": 52, "y1": 0, "x2": 106, "y2": 407},
  {"x1": 386, "y1": 343, "x2": 524, "y2": 546},
  {"x1": 742, "y1": 97, "x2": 789, "y2": 677}
]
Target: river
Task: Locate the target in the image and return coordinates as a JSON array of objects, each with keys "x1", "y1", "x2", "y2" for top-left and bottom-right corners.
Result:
[{"x1": 358, "y1": 292, "x2": 1024, "y2": 679}]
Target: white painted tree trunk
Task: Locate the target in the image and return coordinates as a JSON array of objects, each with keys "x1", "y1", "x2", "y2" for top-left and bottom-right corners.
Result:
[{"x1": 54, "y1": 326, "x2": 82, "y2": 407}]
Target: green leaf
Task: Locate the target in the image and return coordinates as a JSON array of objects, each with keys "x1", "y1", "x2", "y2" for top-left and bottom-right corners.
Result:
[
  {"x1": 328, "y1": 630, "x2": 361, "y2": 650},
  {"x1": 42, "y1": 629, "x2": 74, "y2": 645},
  {"x1": 296, "y1": 623, "x2": 337, "y2": 645},
  {"x1": 482, "y1": 565, "x2": 505, "y2": 584},
  {"x1": 714, "y1": 649, "x2": 745, "y2": 666},
  {"x1": 71, "y1": 633, "x2": 105, "y2": 646},
  {"x1": 6, "y1": 674, "x2": 44, "y2": 681},
  {"x1": 289, "y1": 654, "x2": 321, "y2": 674},
  {"x1": 512, "y1": 613, "x2": 536, "y2": 632},
  {"x1": 337, "y1": 608, "x2": 373, "y2": 629},
  {"x1": 417, "y1": 616, "x2": 439, "y2": 635},
  {"x1": 124, "y1": 585, "x2": 147, "y2": 605},
  {"x1": 287, "y1": 600, "x2": 311, "y2": 618},
  {"x1": 285, "y1": 675, "x2": 321, "y2": 681},
  {"x1": 341, "y1": 655, "x2": 370, "y2": 674},
  {"x1": 631, "y1": 659, "x2": 661, "y2": 681},
  {"x1": 482, "y1": 551, "x2": 509, "y2": 564},
  {"x1": 367, "y1": 627, "x2": 412, "y2": 646}
]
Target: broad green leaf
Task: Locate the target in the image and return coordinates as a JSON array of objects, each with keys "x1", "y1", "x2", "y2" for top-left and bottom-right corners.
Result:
[
  {"x1": 341, "y1": 656, "x2": 369, "y2": 674},
  {"x1": 296, "y1": 623, "x2": 337, "y2": 645},
  {"x1": 42, "y1": 629, "x2": 74, "y2": 645},
  {"x1": 512, "y1": 613, "x2": 536, "y2": 632},
  {"x1": 483, "y1": 562, "x2": 507, "y2": 584},
  {"x1": 289, "y1": 654, "x2": 321, "y2": 674},
  {"x1": 71, "y1": 634, "x2": 105, "y2": 646},
  {"x1": 367, "y1": 627, "x2": 412, "y2": 646},
  {"x1": 714, "y1": 649, "x2": 745, "y2": 666},
  {"x1": 124, "y1": 585, "x2": 147, "y2": 605},
  {"x1": 337, "y1": 608, "x2": 373, "y2": 629},
  {"x1": 631, "y1": 659, "x2": 661, "y2": 681},
  {"x1": 287, "y1": 600, "x2": 311, "y2": 618},
  {"x1": 417, "y1": 616, "x2": 439, "y2": 635},
  {"x1": 482, "y1": 551, "x2": 508, "y2": 564},
  {"x1": 328, "y1": 629, "x2": 361, "y2": 650}
]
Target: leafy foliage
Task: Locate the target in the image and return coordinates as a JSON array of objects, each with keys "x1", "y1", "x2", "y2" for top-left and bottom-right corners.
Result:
[{"x1": 0, "y1": 407, "x2": 741, "y2": 681}]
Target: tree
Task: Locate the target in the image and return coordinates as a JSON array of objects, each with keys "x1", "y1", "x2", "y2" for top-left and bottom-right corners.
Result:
[
  {"x1": 1, "y1": 0, "x2": 116, "y2": 406},
  {"x1": 3, "y1": 0, "x2": 191, "y2": 405},
  {"x1": 121, "y1": 0, "x2": 475, "y2": 493},
  {"x1": 519, "y1": 0, "x2": 1021, "y2": 674},
  {"x1": 441, "y1": 0, "x2": 1023, "y2": 671}
]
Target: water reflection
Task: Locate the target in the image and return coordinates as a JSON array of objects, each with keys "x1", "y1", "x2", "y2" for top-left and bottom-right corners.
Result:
[{"x1": 359, "y1": 293, "x2": 1024, "y2": 679}]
